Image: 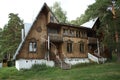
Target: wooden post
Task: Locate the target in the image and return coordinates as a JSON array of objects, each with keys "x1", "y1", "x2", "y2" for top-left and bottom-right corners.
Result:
[
  {"x1": 48, "y1": 36, "x2": 50, "y2": 61},
  {"x1": 97, "y1": 39, "x2": 100, "y2": 56}
]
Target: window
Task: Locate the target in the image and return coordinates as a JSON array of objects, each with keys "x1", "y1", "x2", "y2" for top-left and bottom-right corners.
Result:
[
  {"x1": 76, "y1": 31, "x2": 81, "y2": 38},
  {"x1": 63, "y1": 29, "x2": 68, "y2": 35},
  {"x1": 70, "y1": 30, "x2": 75, "y2": 37},
  {"x1": 29, "y1": 42, "x2": 37, "y2": 52},
  {"x1": 50, "y1": 15, "x2": 54, "y2": 22},
  {"x1": 67, "y1": 42, "x2": 73, "y2": 53},
  {"x1": 80, "y1": 42, "x2": 84, "y2": 53},
  {"x1": 81, "y1": 32, "x2": 87, "y2": 38}
]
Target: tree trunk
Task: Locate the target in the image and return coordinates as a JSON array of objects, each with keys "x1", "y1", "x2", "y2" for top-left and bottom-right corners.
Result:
[{"x1": 117, "y1": 52, "x2": 120, "y2": 62}]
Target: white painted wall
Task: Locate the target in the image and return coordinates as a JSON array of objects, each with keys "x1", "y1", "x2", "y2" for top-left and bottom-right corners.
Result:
[
  {"x1": 0, "y1": 63, "x2": 2, "y2": 68},
  {"x1": 64, "y1": 58, "x2": 90, "y2": 65},
  {"x1": 15, "y1": 59, "x2": 54, "y2": 70}
]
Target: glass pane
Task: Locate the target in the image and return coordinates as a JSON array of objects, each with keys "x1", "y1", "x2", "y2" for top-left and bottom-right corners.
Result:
[{"x1": 29, "y1": 43, "x2": 33, "y2": 52}]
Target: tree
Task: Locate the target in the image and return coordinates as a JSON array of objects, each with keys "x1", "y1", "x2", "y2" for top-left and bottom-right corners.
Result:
[
  {"x1": 0, "y1": 28, "x2": 2, "y2": 61},
  {"x1": 51, "y1": 2, "x2": 67, "y2": 23},
  {"x1": 0, "y1": 13, "x2": 24, "y2": 60},
  {"x1": 79, "y1": 0, "x2": 120, "y2": 60},
  {"x1": 70, "y1": 14, "x2": 85, "y2": 25}
]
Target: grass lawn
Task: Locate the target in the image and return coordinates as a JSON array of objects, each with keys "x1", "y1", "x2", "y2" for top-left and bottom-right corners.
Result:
[{"x1": 0, "y1": 62, "x2": 120, "y2": 80}]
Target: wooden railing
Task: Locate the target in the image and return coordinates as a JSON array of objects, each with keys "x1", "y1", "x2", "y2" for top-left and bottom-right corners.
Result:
[{"x1": 49, "y1": 33, "x2": 63, "y2": 42}]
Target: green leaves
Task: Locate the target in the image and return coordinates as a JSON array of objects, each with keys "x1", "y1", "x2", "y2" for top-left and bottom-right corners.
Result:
[
  {"x1": 51, "y1": 2, "x2": 67, "y2": 23},
  {"x1": 0, "y1": 13, "x2": 24, "y2": 60}
]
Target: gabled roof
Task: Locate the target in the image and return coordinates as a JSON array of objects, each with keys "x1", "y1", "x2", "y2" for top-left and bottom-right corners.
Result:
[
  {"x1": 81, "y1": 17, "x2": 99, "y2": 29},
  {"x1": 13, "y1": 3, "x2": 59, "y2": 60}
]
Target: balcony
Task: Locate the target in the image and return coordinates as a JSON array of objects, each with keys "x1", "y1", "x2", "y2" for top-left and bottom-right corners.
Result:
[
  {"x1": 48, "y1": 33, "x2": 63, "y2": 42},
  {"x1": 88, "y1": 37, "x2": 97, "y2": 44}
]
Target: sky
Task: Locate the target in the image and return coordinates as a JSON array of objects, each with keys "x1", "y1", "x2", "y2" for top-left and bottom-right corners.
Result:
[{"x1": 0, "y1": 0, "x2": 95, "y2": 28}]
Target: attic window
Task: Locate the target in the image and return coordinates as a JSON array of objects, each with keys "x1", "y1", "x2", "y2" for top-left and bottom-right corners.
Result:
[
  {"x1": 50, "y1": 15, "x2": 54, "y2": 22},
  {"x1": 29, "y1": 42, "x2": 37, "y2": 53}
]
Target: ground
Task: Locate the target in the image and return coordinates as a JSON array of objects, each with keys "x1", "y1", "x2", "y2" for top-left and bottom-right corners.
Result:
[{"x1": 0, "y1": 62, "x2": 120, "y2": 80}]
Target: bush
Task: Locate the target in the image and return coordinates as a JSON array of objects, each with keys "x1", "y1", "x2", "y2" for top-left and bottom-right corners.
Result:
[
  {"x1": 72, "y1": 63, "x2": 97, "y2": 69},
  {"x1": 7, "y1": 61, "x2": 14, "y2": 67},
  {"x1": 30, "y1": 64, "x2": 51, "y2": 71}
]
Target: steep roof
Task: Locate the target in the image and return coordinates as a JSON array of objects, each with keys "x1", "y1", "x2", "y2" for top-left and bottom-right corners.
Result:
[
  {"x1": 13, "y1": 3, "x2": 59, "y2": 60},
  {"x1": 81, "y1": 17, "x2": 98, "y2": 29}
]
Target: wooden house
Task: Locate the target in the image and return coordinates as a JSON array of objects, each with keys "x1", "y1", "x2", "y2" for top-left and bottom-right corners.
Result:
[{"x1": 13, "y1": 3, "x2": 107, "y2": 70}]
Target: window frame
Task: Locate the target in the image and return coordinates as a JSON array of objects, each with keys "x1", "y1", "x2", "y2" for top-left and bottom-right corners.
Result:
[
  {"x1": 67, "y1": 40, "x2": 73, "y2": 53},
  {"x1": 50, "y1": 15, "x2": 54, "y2": 22},
  {"x1": 29, "y1": 39, "x2": 37, "y2": 53},
  {"x1": 79, "y1": 41, "x2": 85, "y2": 53}
]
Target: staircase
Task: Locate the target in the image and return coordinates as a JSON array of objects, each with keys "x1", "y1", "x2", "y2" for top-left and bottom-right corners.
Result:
[
  {"x1": 50, "y1": 42, "x2": 71, "y2": 70},
  {"x1": 88, "y1": 47, "x2": 107, "y2": 64}
]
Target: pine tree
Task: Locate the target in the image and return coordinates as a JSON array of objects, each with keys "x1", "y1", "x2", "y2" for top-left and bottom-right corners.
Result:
[{"x1": 0, "y1": 13, "x2": 24, "y2": 60}]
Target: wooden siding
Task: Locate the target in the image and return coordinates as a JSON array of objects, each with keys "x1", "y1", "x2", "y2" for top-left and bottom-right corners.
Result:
[
  {"x1": 17, "y1": 12, "x2": 48, "y2": 59},
  {"x1": 88, "y1": 37, "x2": 97, "y2": 44},
  {"x1": 16, "y1": 4, "x2": 99, "y2": 60},
  {"x1": 62, "y1": 37, "x2": 88, "y2": 58},
  {"x1": 49, "y1": 33, "x2": 63, "y2": 42}
]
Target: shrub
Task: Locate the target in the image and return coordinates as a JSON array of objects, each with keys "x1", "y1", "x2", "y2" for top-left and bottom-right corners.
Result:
[
  {"x1": 30, "y1": 64, "x2": 51, "y2": 71},
  {"x1": 72, "y1": 63, "x2": 97, "y2": 69}
]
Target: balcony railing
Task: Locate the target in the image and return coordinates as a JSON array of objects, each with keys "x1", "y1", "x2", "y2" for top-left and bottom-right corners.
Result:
[
  {"x1": 88, "y1": 37, "x2": 97, "y2": 44},
  {"x1": 49, "y1": 33, "x2": 63, "y2": 42}
]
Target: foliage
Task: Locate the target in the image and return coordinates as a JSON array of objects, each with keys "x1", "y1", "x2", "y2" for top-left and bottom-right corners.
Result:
[
  {"x1": 70, "y1": 14, "x2": 85, "y2": 25},
  {"x1": 51, "y1": 2, "x2": 67, "y2": 23},
  {"x1": 71, "y1": 0, "x2": 120, "y2": 56},
  {"x1": 0, "y1": 62, "x2": 120, "y2": 80},
  {"x1": 0, "y1": 13, "x2": 24, "y2": 60},
  {"x1": 30, "y1": 64, "x2": 54, "y2": 71},
  {"x1": 0, "y1": 28, "x2": 2, "y2": 60}
]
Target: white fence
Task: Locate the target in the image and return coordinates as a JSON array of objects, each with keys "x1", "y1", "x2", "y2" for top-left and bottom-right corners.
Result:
[{"x1": 15, "y1": 59, "x2": 55, "y2": 70}]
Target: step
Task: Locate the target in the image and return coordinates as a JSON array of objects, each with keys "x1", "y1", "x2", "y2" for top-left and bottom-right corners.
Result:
[
  {"x1": 61, "y1": 62, "x2": 71, "y2": 70},
  {"x1": 55, "y1": 60, "x2": 71, "y2": 70}
]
